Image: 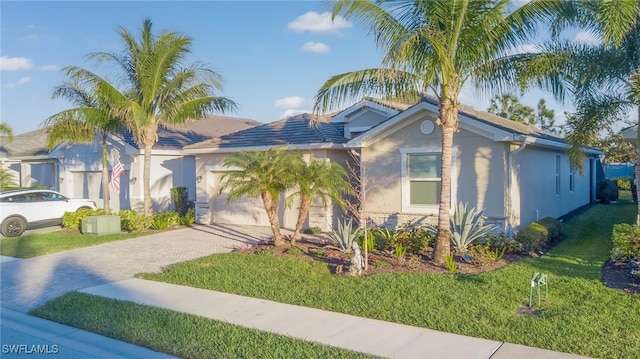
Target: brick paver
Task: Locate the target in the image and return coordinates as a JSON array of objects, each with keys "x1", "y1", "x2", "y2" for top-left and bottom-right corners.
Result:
[{"x1": 0, "y1": 224, "x2": 277, "y2": 311}]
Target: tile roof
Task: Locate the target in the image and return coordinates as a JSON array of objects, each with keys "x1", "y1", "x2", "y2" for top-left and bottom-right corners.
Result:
[
  {"x1": 0, "y1": 128, "x2": 50, "y2": 158},
  {"x1": 184, "y1": 113, "x2": 347, "y2": 151},
  {"x1": 119, "y1": 115, "x2": 262, "y2": 150}
]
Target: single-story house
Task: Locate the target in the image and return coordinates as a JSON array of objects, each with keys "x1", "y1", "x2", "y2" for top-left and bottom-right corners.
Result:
[
  {"x1": 185, "y1": 97, "x2": 602, "y2": 233},
  {"x1": 4, "y1": 115, "x2": 260, "y2": 212},
  {"x1": 1, "y1": 128, "x2": 58, "y2": 190}
]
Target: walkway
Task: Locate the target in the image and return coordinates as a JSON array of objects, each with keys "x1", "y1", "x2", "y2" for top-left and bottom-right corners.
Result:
[{"x1": 1, "y1": 225, "x2": 590, "y2": 358}]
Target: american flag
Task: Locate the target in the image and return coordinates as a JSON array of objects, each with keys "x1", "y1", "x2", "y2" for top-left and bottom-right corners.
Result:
[{"x1": 110, "y1": 160, "x2": 125, "y2": 194}]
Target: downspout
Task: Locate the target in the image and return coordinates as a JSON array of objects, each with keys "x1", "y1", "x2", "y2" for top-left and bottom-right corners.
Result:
[{"x1": 506, "y1": 136, "x2": 529, "y2": 237}]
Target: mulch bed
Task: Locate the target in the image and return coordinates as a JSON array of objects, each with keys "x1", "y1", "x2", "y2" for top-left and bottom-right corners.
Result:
[{"x1": 238, "y1": 236, "x2": 640, "y2": 295}]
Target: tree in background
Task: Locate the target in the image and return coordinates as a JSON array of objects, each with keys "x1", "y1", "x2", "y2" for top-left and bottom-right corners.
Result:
[
  {"x1": 219, "y1": 148, "x2": 303, "y2": 247},
  {"x1": 314, "y1": 0, "x2": 565, "y2": 266},
  {"x1": 487, "y1": 93, "x2": 557, "y2": 133},
  {"x1": 62, "y1": 19, "x2": 237, "y2": 215},
  {"x1": 43, "y1": 78, "x2": 121, "y2": 211},
  {"x1": 0, "y1": 123, "x2": 14, "y2": 141}
]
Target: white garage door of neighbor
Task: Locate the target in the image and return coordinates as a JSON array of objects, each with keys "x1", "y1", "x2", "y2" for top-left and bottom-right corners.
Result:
[{"x1": 211, "y1": 173, "x2": 271, "y2": 226}]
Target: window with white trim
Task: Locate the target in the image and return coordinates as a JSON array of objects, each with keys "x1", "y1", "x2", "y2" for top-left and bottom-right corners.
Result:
[
  {"x1": 555, "y1": 155, "x2": 561, "y2": 195},
  {"x1": 569, "y1": 168, "x2": 575, "y2": 192},
  {"x1": 408, "y1": 153, "x2": 442, "y2": 205}
]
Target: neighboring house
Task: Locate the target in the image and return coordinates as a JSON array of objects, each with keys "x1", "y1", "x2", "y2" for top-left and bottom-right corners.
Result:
[
  {"x1": 186, "y1": 97, "x2": 602, "y2": 233},
  {"x1": 6, "y1": 115, "x2": 260, "y2": 212},
  {"x1": 0, "y1": 128, "x2": 58, "y2": 190}
]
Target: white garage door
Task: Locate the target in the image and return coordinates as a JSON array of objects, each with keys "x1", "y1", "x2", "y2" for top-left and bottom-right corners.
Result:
[{"x1": 211, "y1": 172, "x2": 271, "y2": 226}]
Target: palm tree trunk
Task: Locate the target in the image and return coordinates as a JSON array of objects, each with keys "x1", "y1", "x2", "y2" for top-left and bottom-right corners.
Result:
[
  {"x1": 292, "y1": 195, "x2": 311, "y2": 245},
  {"x1": 261, "y1": 190, "x2": 285, "y2": 246},
  {"x1": 143, "y1": 141, "x2": 154, "y2": 216},
  {"x1": 433, "y1": 99, "x2": 457, "y2": 266},
  {"x1": 101, "y1": 135, "x2": 110, "y2": 212}
]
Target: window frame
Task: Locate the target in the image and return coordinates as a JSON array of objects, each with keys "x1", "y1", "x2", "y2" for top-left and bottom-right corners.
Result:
[{"x1": 400, "y1": 147, "x2": 457, "y2": 214}]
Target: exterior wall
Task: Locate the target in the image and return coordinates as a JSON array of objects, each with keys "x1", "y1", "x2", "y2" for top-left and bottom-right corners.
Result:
[
  {"x1": 512, "y1": 146, "x2": 593, "y2": 229},
  {"x1": 195, "y1": 149, "x2": 348, "y2": 231},
  {"x1": 361, "y1": 115, "x2": 508, "y2": 230},
  {"x1": 57, "y1": 140, "x2": 196, "y2": 213}
]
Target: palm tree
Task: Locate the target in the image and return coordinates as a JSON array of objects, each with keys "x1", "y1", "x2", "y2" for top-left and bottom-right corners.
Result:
[
  {"x1": 0, "y1": 123, "x2": 14, "y2": 141},
  {"x1": 314, "y1": 0, "x2": 562, "y2": 266},
  {"x1": 515, "y1": 0, "x2": 640, "y2": 220},
  {"x1": 219, "y1": 148, "x2": 304, "y2": 246},
  {"x1": 63, "y1": 19, "x2": 237, "y2": 215},
  {"x1": 43, "y1": 78, "x2": 121, "y2": 211},
  {"x1": 289, "y1": 157, "x2": 351, "y2": 245}
]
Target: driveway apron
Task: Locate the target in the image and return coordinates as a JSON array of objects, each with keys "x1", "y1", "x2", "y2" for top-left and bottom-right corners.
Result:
[{"x1": 0, "y1": 225, "x2": 274, "y2": 311}]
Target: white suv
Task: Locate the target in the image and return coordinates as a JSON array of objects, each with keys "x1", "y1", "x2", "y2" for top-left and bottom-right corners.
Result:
[{"x1": 0, "y1": 189, "x2": 97, "y2": 237}]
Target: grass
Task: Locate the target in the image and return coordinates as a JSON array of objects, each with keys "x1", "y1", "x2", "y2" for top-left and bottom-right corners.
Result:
[
  {"x1": 31, "y1": 293, "x2": 376, "y2": 359},
  {"x1": 137, "y1": 193, "x2": 640, "y2": 359},
  {"x1": 30, "y1": 193, "x2": 640, "y2": 358},
  {"x1": 0, "y1": 230, "x2": 149, "y2": 258}
]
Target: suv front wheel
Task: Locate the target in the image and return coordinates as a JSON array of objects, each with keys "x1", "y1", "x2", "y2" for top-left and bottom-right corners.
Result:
[{"x1": 1, "y1": 216, "x2": 27, "y2": 237}]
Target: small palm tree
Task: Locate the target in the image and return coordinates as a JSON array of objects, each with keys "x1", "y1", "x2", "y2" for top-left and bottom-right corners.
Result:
[
  {"x1": 0, "y1": 123, "x2": 14, "y2": 141},
  {"x1": 219, "y1": 148, "x2": 304, "y2": 246},
  {"x1": 0, "y1": 167, "x2": 17, "y2": 190},
  {"x1": 289, "y1": 157, "x2": 351, "y2": 244},
  {"x1": 43, "y1": 79, "x2": 121, "y2": 211}
]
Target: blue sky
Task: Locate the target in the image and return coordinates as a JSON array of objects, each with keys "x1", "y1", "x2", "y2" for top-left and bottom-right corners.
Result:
[{"x1": 1, "y1": 0, "x2": 593, "y2": 135}]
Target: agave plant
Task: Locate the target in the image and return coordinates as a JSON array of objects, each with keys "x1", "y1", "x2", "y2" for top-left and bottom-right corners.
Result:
[
  {"x1": 450, "y1": 202, "x2": 497, "y2": 252},
  {"x1": 325, "y1": 218, "x2": 362, "y2": 254}
]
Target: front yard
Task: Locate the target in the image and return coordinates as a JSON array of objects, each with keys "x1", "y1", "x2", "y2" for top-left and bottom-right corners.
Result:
[{"x1": 33, "y1": 195, "x2": 640, "y2": 358}]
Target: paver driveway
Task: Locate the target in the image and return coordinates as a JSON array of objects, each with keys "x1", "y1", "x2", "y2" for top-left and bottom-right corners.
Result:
[{"x1": 0, "y1": 224, "x2": 275, "y2": 311}]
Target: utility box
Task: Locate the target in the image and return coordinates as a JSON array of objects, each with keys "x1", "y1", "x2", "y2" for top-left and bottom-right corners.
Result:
[{"x1": 82, "y1": 215, "x2": 121, "y2": 235}]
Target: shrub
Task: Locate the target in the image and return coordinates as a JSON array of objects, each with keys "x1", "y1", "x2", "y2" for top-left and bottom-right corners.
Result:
[
  {"x1": 450, "y1": 202, "x2": 497, "y2": 252},
  {"x1": 62, "y1": 208, "x2": 111, "y2": 231},
  {"x1": 118, "y1": 210, "x2": 152, "y2": 232},
  {"x1": 303, "y1": 226, "x2": 323, "y2": 234},
  {"x1": 179, "y1": 208, "x2": 196, "y2": 226},
  {"x1": 373, "y1": 227, "x2": 398, "y2": 250},
  {"x1": 170, "y1": 186, "x2": 189, "y2": 217},
  {"x1": 597, "y1": 179, "x2": 619, "y2": 203},
  {"x1": 356, "y1": 230, "x2": 375, "y2": 252},
  {"x1": 395, "y1": 221, "x2": 435, "y2": 255},
  {"x1": 153, "y1": 211, "x2": 181, "y2": 227},
  {"x1": 614, "y1": 176, "x2": 633, "y2": 191},
  {"x1": 514, "y1": 217, "x2": 562, "y2": 254},
  {"x1": 611, "y1": 223, "x2": 640, "y2": 260},
  {"x1": 470, "y1": 233, "x2": 516, "y2": 264}
]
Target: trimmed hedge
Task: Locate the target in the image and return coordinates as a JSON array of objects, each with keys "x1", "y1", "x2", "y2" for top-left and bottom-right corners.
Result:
[
  {"x1": 597, "y1": 179, "x2": 619, "y2": 203},
  {"x1": 514, "y1": 217, "x2": 562, "y2": 253}
]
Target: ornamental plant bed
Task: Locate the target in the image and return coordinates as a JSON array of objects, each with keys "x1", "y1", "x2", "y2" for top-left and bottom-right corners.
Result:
[{"x1": 235, "y1": 236, "x2": 522, "y2": 276}]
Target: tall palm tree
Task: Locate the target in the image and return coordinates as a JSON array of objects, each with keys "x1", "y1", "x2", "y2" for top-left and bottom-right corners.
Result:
[
  {"x1": 289, "y1": 157, "x2": 351, "y2": 245},
  {"x1": 64, "y1": 19, "x2": 237, "y2": 215},
  {"x1": 515, "y1": 0, "x2": 640, "y2": 219},
  {"x1": 43, "y1": 78, "x2": 121, "y2": 211},
  {"x1": 314, "y1": 0, "x2": 562, "y2": 265},
  {"x1": 219, "y1": 148, "x2": 304, "y2": 246}
]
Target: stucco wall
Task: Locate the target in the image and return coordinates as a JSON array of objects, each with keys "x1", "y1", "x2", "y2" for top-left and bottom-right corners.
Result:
[{"x1": 512, "y1": 146, "x2": 593, "y2": 228}]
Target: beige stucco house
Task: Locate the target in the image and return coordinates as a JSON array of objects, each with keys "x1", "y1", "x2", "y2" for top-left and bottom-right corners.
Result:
[{"x1": 186, "y1": 97, "x2": 602, "y2": 234}]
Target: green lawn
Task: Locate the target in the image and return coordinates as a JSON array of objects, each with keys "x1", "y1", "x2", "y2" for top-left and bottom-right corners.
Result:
[
  {"x1": 30, "y1": 194, "x2": 640, "y2": 358},
  {"x1": 138, "y1": 194, "x2": 640, "y2": 359},
  {"x1": 31, "y1": 293, "x2": 377, "y2": 359},
  {"x1": 0, "y1": 230, "x2": 149, "y2": 258}
]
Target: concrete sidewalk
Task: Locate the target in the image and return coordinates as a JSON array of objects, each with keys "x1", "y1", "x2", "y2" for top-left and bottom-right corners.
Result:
[{"x1": 81, "y1": 278, "x2": 589, "y2": 359}]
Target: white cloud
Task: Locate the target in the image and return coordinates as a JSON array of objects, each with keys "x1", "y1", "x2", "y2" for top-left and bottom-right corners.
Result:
[
  {"x1": 574, "y1": 31, "x2": 601, "y2": 45},
  {"x1": 274, "y1": 96, "x2": 313, "y2": 118},
  {"x1": 0, "y1": 56, "x2": 59, "y2": 71},
  {"x1": 274, "y1": 96, "x2": 310, "y2": 109},
  {"x1": 288, "y1": 11, "x2": 352, "y2": 34},
  {"x1": 5, "y1": 77, "x2": 32, "y2": 89},
  {"x1": 514, "y1": 44, "x2": 539, "y2": 54},
  {"x1": 301, "y1": 41, "x2": 330, "y2": 53},
  {"x1": 0, "y1": 56, "x2": 34, "y2": 71}
]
